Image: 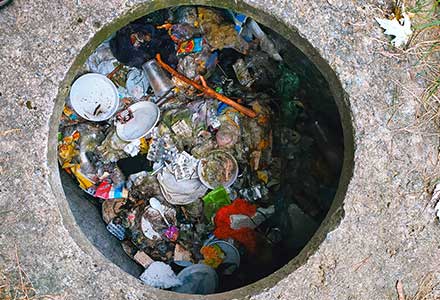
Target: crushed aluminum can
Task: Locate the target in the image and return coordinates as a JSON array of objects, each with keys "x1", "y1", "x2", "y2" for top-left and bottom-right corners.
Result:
[{"x1": 142, "y1": 59, "x2": 175, "y2": 100}]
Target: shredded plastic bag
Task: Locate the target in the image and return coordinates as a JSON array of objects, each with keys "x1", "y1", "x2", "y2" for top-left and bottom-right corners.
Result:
[
  {"x1": 86, "y1": 43, "x2": 116, "y2": 73},
  {"x1": 110, "y1": 24, "x2": 177, "y2": 68},
  {"x1": 126, "y1": 69, "x2": 149, "y2": 99},
  {"x1": 202, "y1": 186, "x2": 231, "y2": 221}
]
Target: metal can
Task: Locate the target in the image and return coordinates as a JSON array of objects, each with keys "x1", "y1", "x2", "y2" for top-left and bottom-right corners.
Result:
[{"x1": 142, "y1": 59, "x2": 175, "y2": 100}]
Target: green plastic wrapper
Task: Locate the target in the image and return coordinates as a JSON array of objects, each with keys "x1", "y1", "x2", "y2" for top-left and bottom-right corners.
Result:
[
  {"x1": 276, "y1": 64, "x2": 300, "y2": 101},
  {"x1": 276, "y1": 64, "x2": 300, "y2": 126},
  {"x1": 202, "y1": 186, "x2": 231, "y2": 222}
]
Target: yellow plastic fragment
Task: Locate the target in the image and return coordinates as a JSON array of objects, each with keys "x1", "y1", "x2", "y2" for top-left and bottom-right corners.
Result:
[
  {"x1": 68, "y1": 164, "x2": 95, "y2": 190},
  {"x1": 257, "y1": 170, "x2": 269, "y2": 184}
]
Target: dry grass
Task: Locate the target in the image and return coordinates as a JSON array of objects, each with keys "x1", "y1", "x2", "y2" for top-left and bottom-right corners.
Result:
[
  {"x1": 406, "y1": 0, "x2": 440, "y2": 128},
  {"x1": 395, "y1": 272, "x2": 440, "y2": 300},
  {"x1": 375, "y1": 1, "x2": 440, "y2": 137},
  {"x1": 0, "y1": 246, "x2": 66, "y2": 300},
  {"x1": 410, "y1": 272, "x2": 440, "y2": 300}
]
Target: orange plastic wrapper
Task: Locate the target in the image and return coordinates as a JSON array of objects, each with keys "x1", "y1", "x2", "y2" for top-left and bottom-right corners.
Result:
[
  {"x1": 58, "y1": 130, "x2": 80, "y2": 168},
  {"x1": 200, "y1": 244, "x2": 225, "y2": 269}
]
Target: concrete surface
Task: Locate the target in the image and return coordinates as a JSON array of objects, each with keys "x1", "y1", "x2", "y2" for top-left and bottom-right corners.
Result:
[{"x1": 0, "y1": 0, "x2": 439, "y2": 299}]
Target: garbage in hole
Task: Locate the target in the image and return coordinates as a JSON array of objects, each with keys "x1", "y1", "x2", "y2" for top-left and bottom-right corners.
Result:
[{"x1": 58, "y1": 5, "x2": 343, "y2": 294}]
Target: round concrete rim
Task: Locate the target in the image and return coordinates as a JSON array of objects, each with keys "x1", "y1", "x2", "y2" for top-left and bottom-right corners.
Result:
[{"x1": 47, "y1": 0, "x2": 354, "y2": 298}]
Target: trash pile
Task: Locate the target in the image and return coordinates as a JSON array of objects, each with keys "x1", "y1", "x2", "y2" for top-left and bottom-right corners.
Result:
[{"x1": 58, "y1": 6, "x2": 331, "y2": 294}]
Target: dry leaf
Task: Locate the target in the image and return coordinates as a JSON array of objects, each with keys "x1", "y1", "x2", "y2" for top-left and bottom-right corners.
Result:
[
  {"x1": 396, "y1": 280, "x2": 406, "y2": 300},
  {"x1": 376, "y1": 13, "x2": 412, "y2": 48}
]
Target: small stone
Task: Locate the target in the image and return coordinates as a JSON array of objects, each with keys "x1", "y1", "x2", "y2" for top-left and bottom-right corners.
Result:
[
  {"x1": 134, "y1": 251, "x2": 154, "y2": 268},
  {"x1": 174, "y1": 244, "x2": 192, "y2": 262},
  {"x1": 230, "y1": 206, "x2": 275, "y2": 230}
]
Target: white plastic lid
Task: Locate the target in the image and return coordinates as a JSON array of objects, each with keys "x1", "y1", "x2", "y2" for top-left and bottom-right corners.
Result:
[{"x1": 69, "y1": 73, "x2": 119, "y2": 121}]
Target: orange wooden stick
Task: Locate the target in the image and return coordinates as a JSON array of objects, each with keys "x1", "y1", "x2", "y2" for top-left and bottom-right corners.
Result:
[{"x1": 155, "y1": 54, "x2": 257, "y2": 118}]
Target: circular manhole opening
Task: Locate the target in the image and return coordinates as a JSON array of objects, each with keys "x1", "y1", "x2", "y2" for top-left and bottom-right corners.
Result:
[{"x1": 49, "y1": 2, "x2": 353, "y2": 297}]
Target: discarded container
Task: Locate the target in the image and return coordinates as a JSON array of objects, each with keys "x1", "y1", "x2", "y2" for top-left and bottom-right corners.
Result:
[
  {"x1": 116, "y1": 101, "x2": 160, "y2": 141},
  {"x1": 142, "y1": 59, "x2": 175, "y2": 99},
  {"x1": 172, "y1": 264, "x2": 218, "y2": 295},
  {"x1": 69, "y1": 73, "x2": 119, "y2": 121},
  {"x1": 141, "y1": 215, "x2": 161, "y2": 240},
  {"x1": 198, "y1": 150, "x2": 239, "y2": 189},
  {"x1": 206, "y1": 238, "x2": 240, "y2": 275}
]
